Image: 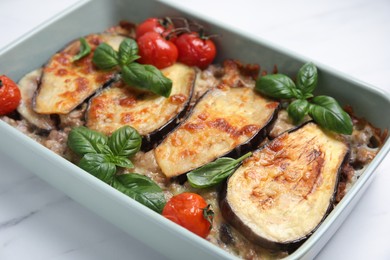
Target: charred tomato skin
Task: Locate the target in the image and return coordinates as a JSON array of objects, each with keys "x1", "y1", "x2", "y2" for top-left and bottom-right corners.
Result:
[
  {"x1": 0, "y1": 75, "x2": 21, "y2": 115},
  {"x1": 162, "y1": 192, "x2": 212, "y2": 238},
  {"x1": 137, "y1": 31, "x2": 178, "y2": 69},
  {"x1": 175, "y1": 32, "x2": 216, "y2": 69}
]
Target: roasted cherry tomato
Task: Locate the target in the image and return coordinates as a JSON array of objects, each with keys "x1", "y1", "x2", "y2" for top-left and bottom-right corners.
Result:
[
  {"x1": 0, "y1": 75, "x2": 21, "y2": 115},
  {"x1": 162, "y1": 192, "x2": 214, "y2": 238},
  {"x1": 175, "y1": 32, "x2": 216, "y2": 69},
  {"x1": 137, "y1": 31, "x2": 178, "y2": 69},
  {"x1": 136, "y1": 17, "x2": 173, "y2": 39}
]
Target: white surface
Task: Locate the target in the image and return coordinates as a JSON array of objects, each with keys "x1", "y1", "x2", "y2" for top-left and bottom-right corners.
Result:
[{"x1": 0, "y1": 0, "x2": 389, "y2": 259}]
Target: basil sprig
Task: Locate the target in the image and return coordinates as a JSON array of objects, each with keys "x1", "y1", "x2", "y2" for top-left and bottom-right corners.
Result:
[
  {"x1": 67, "y1": 126, "x2": 166, "y2": 213},
  {"x1": 92, "y1": 38, "x2": 172, "y2": 97},
  {"x1": 72, "y1": 38, "x2": 91, "y2": 62},
  {"x1": 310, "y1": 96, "x2": 353, "y2": 135},
  {"x1": 255, "y1": 62, "x2": 353, "y2": 135},
  {"x1": 187, "y1": 152, "x2": 252, "y2": 188},
  {"x1": 112, "y1": 174, "x2": 166, "y2": 213}
]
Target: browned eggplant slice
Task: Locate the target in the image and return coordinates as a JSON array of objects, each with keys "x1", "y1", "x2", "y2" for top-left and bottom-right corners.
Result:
[
  {"x1": 33, "y1": 33, "x2": 126, "y2": 114},
  {"x1": 219, "y1": 122, "x2": 349, "y2": 250},
  {"x1": 17, "y1": 69, "x2": 56, "y2": 130},
  {"x1": 86, "y1": 63, "x2": 196, "y2": 150},
  {"x1": 154, "y1": 86, "x2": 279, "y2": 178}
]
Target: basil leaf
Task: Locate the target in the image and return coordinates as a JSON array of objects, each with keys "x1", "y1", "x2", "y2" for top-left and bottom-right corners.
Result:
[
  {"x1": 67, "y1": 126, "x2": 108, "y2": 156},
  {"x1": 118, "y1": 38, "x2": 140, "y2": 66},
  {"x1": 79, "y1": 153, "x2": 116, "y2": 184},
  {"x1": 122, "y1": 62, "x2": 172, "y2": 97},
  {"x1": 309, "y1": 95, "x2": 353, "y2": 135},
  {"x1": 92, "y1": 38, "x2": 170, "y2": 98},
  {"x1": 110, "y1": 156, "x2": 134, "y2": 169},
  {"x1": 287, "y1": 99, "x2": 310, "y2": 124},
  {"x1": 187, "y1": 152, "x2": 252, "y2": 188},
  {"x1": 112, "y1": 174, "x2": 166, "y2": 213},
  {"x1": 296, "y1": 62, "x2": 318, "y2": 95},
  {"x1": 95, "y1": 143, "x2": 113, "y2": 155},
  {"x1": 92, "y1": 42, "x2": 119, "y2": 70},
  {"x1": 72, "y1": 38, "x2": 91, "y2": 62},
  {"x1": 255, "y1": 74, "x2": 300, "y2": 99},
  {"x1": 108, "y1": 126, "x2": 141, "y2": 157}
]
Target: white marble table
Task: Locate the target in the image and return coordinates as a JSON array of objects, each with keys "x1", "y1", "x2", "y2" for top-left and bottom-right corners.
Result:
[{"x1": 0, "y1": 0, "x2": 389, "y2": 259}]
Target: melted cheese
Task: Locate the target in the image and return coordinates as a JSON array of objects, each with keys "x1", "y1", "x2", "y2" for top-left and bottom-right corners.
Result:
[
  {"x1": 86, "y1": 63, "x2": 195, "y2": 135},
  {"x1": 226, "y1": 123, "x2": 348, "y2": 243},
  {"x1": 33, "y1": 34, "x2": 125, "y2": 114},
  {"x1": 155, "y1": 86, "x2": 279, "y2": 178},
  {"x1": 17, "y1": 69, "x2": 56, "y2": 130}
]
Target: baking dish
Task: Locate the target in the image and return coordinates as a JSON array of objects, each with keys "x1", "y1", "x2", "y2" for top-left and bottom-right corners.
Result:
[{"x1": 0, "y1": 0, "x2": 389, "y2": 259}]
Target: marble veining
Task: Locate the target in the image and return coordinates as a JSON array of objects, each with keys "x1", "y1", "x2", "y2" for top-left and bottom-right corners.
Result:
[{"x1": 0, "y1": 211, "x2": 38, "y2": 231}]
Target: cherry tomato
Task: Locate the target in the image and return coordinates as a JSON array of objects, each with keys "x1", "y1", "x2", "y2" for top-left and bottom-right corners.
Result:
[
  {"x1": 162, "y1": 192, "x2": 213, "y2": 238},
  {"x1": 175, "y1": 32, "x2": 216, "y2": 69},
  {"x1": 137, "y1": 31, "x2": 178, "y2": 69},
  {"x1": 136, "y1": 18, "x2": 173, "y2": 39},
  {"x1": 0, "y1": 75, "x2": 21, "y2": 115}
]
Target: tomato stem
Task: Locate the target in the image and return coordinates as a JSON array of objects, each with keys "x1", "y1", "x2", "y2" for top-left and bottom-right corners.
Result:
[
  {"x1": 160, "y1": 17, "x2": 173, "y2": 29},
  {"x1": 164, "y1": 28, "x2": 189, "y2": 40}
]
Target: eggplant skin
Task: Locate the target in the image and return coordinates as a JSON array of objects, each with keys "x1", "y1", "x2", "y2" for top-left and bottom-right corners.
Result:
[
  {"x1": 33, "y1": 33, "x2": 125, "y2": 115},
  {"x1": 155, "y1": 86, "x2": 280, "y2": 178},
  {"x1": 16, "y1": 69, "x2": 56, "y2": 131},
  {"x1": 219, "y1": 122, "x2": 349, "y2": 251},
  {"x1": 86, "y1": 63, "x2": 196, "y2": 151}
]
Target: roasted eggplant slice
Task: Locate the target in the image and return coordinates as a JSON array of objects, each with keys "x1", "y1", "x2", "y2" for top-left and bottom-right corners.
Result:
[
  {"x1": 33, "y1": 34, "x2": 126, "y2": 114},
  {"x1": 17, "y1": 69, "x2": 56, "y2": 130},
  {"x1": 154, "y1": 86, "x2": 279, "y2": 178},
  {"x1": 219, "y1": 122, "x2": 349, "y2": 250},
  {"x1": 86, "y1": 63, "x2": 196, "y2": 150}
]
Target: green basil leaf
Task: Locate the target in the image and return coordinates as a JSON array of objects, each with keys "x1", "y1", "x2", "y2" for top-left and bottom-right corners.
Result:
[
  {"x1": 287, "y1": 99, "x2": 310, "y2": 124},
  {"x1": 67, "y1": 126, "x2": 108, "y2": 156},
  {"x1": 302, "y1": 92, "x2": 314, "y2": 99},
  {"x1": 95, "y1": 143, "x2": 113, "y2": 155},
  {"x1": 108, "y1": 126, "x2": 141, "y2": 157},
  {"x1": 255, "y1": 74, "x2": 299, "y2": 99},
  {"x1": 122, "y1": 62, "x2": 172, "y2": 97},
  {"x1": 187, "y1": 152, "x2": 252, "y2": 189},
  {"x1": 112, "y1": 174, "x2": 166, "y2": 213},
  {"x1": 309, "y1": 95, "x2": 353, "y2": 135},
  {"x1": 110, "y1": 156, "x2": 134, "y2": 169},
  {"x1": 79, "y1": 153, "x2": 116, "y2": 183},
  {"x1": 92, "y1": 42, "x2": 119, "y2": 70},
  {"x1": 72, "y1": 38, "x2": 91, "y2": 62},
  {"x1": 296, "y1": 62, "x2": 318, "y2": 95},
  {"x1": 118, "y1": 38, "x2": 140, "y2": 66}
]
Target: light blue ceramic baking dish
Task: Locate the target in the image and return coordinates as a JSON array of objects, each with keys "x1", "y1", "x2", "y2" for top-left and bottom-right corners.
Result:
[{"x1": 0, "y1": 0, "x2": 389, "y2": 259}]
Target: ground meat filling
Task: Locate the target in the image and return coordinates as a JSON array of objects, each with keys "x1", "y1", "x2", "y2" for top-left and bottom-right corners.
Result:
[{"x1": 1, "y1": 59, "x2": 385, "y2": 260}]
